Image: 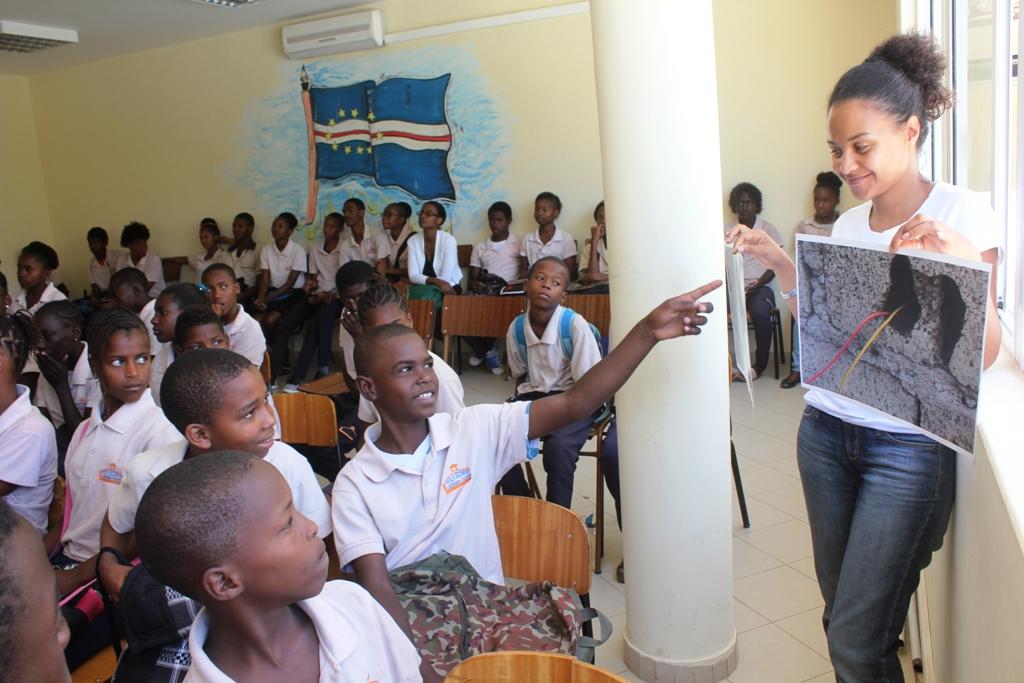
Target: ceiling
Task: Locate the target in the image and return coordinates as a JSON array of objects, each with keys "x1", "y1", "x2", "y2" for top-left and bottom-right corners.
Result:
[{"x1": 0, "y1": 0, "x2": 370, "y2": 75}]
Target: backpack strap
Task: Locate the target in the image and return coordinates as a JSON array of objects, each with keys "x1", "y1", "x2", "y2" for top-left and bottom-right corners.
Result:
[
  {"x1": 513, "y1": 314, "x2": 527, "y2": 366},
  {"x1": 558, "y1": 307, "x2": 577, "y2": 359}
]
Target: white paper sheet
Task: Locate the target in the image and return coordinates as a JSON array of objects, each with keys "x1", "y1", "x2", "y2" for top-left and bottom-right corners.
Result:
[{"x1": 725, "y1": 246, "x2": 755, "y2": 409}]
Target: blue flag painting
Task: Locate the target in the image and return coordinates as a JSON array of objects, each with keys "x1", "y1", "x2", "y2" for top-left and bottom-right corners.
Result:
[{"x1": 302, "y1": 69, "x2": 455, "y2": 220}]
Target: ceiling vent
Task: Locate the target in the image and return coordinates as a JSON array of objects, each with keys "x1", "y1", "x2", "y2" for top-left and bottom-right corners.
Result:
[
  {"x1": 190, "y1": 0, "x2": 261, "y2": 7},
  {"x1": 0, "y1": 20, "x2": 78, "y2": 53}
]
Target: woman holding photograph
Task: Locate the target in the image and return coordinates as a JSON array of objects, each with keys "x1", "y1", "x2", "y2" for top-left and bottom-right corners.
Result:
[{"x1": 727, "y1": 33, "x2": 1000, "y2": 682}]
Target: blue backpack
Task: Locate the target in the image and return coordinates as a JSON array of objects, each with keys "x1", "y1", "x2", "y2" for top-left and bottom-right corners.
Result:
[{"x1": 511, "y1": 307, "x2": 606, "y2": 367}]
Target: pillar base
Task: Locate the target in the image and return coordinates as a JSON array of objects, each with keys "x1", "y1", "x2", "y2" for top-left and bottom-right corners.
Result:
[{"x1": 624, "y1": 631, "x2": 738, "y2": 682}]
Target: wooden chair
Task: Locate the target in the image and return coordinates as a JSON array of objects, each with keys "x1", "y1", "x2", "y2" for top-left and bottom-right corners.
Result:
[
  {"x1": 563, "y1": 294, "x2": 611, "y2": 337},
  {"x1": 447, "y1": 651, "x2": 626, "y2": 682},
  {"x1": 299, "y1": 372, "x2": 350, "y2": 396},
  {"x1": 407, "y1": 296, "x2": 436, "y2": 346},
  {"x1": 727, "y1": 309, "x2": 786, "y2": 379},
  {"x1": 259, "y1": 350, "x2": 271, "y2": 385},
  {"x1": 71, "y1": 644, "x2": 117, "y2": 683},
  {"x1": 457, "y1": 244, "x2": 473, "y2": 268},
  {"x1": 160, "y1": 257, "x2": 185, "y2": 285},
  {"x1": 440, "y1": 295, "x2": 526, "y2": 370},
  {"x1": 273, "y1": 392, "x2": 338, "y2": 448}
]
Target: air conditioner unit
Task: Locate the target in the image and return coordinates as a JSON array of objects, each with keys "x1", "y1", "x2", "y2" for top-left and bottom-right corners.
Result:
[{"x1": 282, "y1": 10, "x2": 384, "y2": 60}]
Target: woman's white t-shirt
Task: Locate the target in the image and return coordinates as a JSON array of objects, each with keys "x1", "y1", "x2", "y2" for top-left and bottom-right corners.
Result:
[{"x1": 804, "y1": 181, "x2": 1001, "y2": 433}]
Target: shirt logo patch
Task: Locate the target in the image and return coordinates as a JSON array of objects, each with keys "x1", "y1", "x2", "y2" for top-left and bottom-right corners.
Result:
[
  {"x1": 442, "y1": 464, "x2": 472, "y2": 494},
  {"x1": 98, "y1": 463, "x2": 123, "y2": 485}
]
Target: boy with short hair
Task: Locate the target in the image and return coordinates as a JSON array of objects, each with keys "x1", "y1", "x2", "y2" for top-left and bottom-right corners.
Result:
[
  {"x1": 334, "y1": 261, "x2": 377, "y2": 394},
  {"x1": 201, "y1": 263, "x2": 266, "y2": 366},
  {"x1": 136, "y1": 453, "x2": 421, "y2": 682},
  {"x1": 108, "y1": 267, "x2": 160, "y2": 352},
  {"x1": 118, "y1": 221, "x2": 165, "y2": 298},
  {"x1": 332, "y1": 278, "x2": 719, "y2": 665},
  {"x1": 86, "y1": 226, "x2": 118, "y2": 299}
]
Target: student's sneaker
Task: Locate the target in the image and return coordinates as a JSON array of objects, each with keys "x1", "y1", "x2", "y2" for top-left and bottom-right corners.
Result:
[
  {"x1": 485, "y1": 349, "x2": 503, "y2": 375},
  {"x1": 468, "y1": 355, "x2": 484, "y2": 367},
  {"x1": 616, "y1": 560, "x2": 625, "y2": 583},
  {"x1": 282, "y1": 383, "x2": 301, "y2": 394}
]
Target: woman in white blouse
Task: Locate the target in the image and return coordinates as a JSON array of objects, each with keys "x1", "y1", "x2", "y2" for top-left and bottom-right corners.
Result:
[{"x1": 406, "y1": 201, "x2": 462, "y2": 294}]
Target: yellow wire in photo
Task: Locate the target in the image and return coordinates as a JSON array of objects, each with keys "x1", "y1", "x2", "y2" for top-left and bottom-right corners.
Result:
[{"x1": 839, "y1": 306, "x2": 904, "y2": 393}]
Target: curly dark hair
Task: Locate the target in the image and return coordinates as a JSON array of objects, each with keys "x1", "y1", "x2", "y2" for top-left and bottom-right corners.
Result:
[
  {"x1": 160, "y1": 348, "x2": 252, "y2": 431},
  {"x1": 20, "y1": 242, "x2": 59, "y2": 271},
  {"x1": 0, "y1": 312, "x2": 38, "y2": 376},
  {"x1": 815, "y1": 171, "x2": 843, "y2": 198},
  {"x1": 728, "y1": 182, "x2": 763, "y2": 214},
  {"x1": 829, "y1": 33, "x2": 954, "y2": 149},
  {"x1": 357, "y1": 280, "x2": 408, "y2": 325},
  {"x1": 120, "y1": 221, "x2": 150, "y2": 247},
  {"x1": 86, "y1": 307, "x2": 149, "y2": 360}
]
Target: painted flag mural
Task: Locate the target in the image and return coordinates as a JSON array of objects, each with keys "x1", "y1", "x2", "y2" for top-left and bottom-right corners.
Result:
[{"x1": 302, "y1": 69, "x2": 455, "y2": 221}]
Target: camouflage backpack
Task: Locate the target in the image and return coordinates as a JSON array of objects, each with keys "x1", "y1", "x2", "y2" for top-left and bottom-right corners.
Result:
[{"x1": 388, "y1": 551, "x2": 612, "y2": 678}]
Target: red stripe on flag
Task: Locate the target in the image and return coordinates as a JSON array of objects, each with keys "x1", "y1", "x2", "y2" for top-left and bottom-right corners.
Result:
[
  {"x1": 376, "y1": 130, "x2": 452, "y2": 143},
  {"x1": 314, "y1": 129, "x2": 371, "y2": 140}
]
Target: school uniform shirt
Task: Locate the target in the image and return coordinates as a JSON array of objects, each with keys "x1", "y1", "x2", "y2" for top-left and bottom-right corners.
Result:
[
  {"x1": 89, "y1": 250, "x2": 125, "y2": 292},
  {"x1": 470, "y1": 235, "x2": 522, "y2": 283},
  {"x1": 223, "y1": 308, "x2": 266, "y2": 366},
  {"x1": 61, "y1": 390, "x2": 181, "y2": 562},
  {"x1": 579, "y1": 236, "x2": 608, "y2": 276},
  {"x1": 117, "y1": 251, "x2": 166, "y2": 298},
  {"x1": 519, "y1": 226, "x2": 577, "y2": 267},
  {"x1": 0, "y1": 385, "x2": 58, "y2": 535},
  {"x1": 148, "y1": 343, "x2": 174, "y2": 408},
  {"x1": 32, "y1": 342, "x2": 101, "y2": 429},
  {"x1": 11, "y1": 281, "x2": 67, "y2": 316},
  {"x1": 506, "y1": 305, "x2": 602, "y2": 395},
  {"x1": 308, "y1": 241, "x2": 343, "y2": 295},
  {"x1": 406, "y1": 230, "x2": 462, "y2": 287},
  {"x1": 107, "y1": 439, "x2": 331, "y2": 538},
  {"x1": 222, "y1": 245, "x2": 259, "y2": 289},
  {"x1": 374, "y1": 226, "x2": 413, "y2": 270},
  {"x1": 139, "y1": 299, "x2": 162, "y2": 355},
  {"x1": 357, "y1": 352, "x2": 465, "y2": 425},
  {"x1": 339, "y1": 226, "x2": 380, "y2": 265},
  {"x1": 185, "y1": 580, "x2": 422, "y2": 683},
  {"x1": 332, "y1": 401, "x2": 539, "y2": 584},
  {"x1": 259, "y1": 241, "x2": 307, "y2": 290},
  {"x1": 188, "y1": 250, "x2": 225, "y2": 284},
  {"x1": 795, "y1": 218, "x2": 835, "y2": 239},
  {"x1": 723, "y1": 217, "x2": 783, "y2": 286},
  {"x1": 804, "y1": 181, "x2": 1001, "y2": 435}
]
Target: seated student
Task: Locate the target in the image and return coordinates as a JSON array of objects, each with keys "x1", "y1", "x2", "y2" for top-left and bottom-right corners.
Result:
[
  {"x1": 0, "y1": 270, "x2": 11, "y2": 315},
  {"x1": 117, "y1": 221, "x2": 165, "y2": 298},
  {"x1": 466, "y1": 201, "x2": 522, "y2": 371},
  {"x1": 518, "y1": 192, "x2": 577, "y2": 280},
  {"x1": 98, "y1": 349, "x2": 331, "y2": 610},
  {"x1": 222, "y1": 212, "x2": 259, "y2": 302},
  {"x1": 578, "y1": 201, "x2": 609, "y2": 289},
  {"x1": 355, "y1": 280, "x2": 464, "y2": 430},
  {"x1": 33, "y1": 301, "x2": 99, "y2": 442},
  {"x1": 340, "y1": 198, "x2": 380, "y2": 265},
  {"x1": 0, "y1": 499, "x2": 73, "y2": 683},
  {"x1": 253, "y1": 212, "x2": 307, "y2": 337},
  {"x1": 335, "y1": 261, "x2": 377, "y2": 394},
  {"x1": 201, "y1": 263, "x2": 266, "y2": 365},
  {"x1": 277, "y1": 212, "x2": 344, "y2": 391},
  {"x1": 0, "y1": 313, "x2": 58, "y2": 536},
  {"x1": 332, "y1": 278, "x2": 719, "y2": 665},
  {"x1": 86, "y1": 227, "x2": 119, "y2": 303},
  {"x1": 108, "y1": 267, "x2": 161, "y2": 353},
  {"x1": 148, "y1": 283, "x2": 208, "y2": 407},
  {"x1": 189, "y1": 218, "x2": 225, "y2": 284},
  {"x1": 407, "y1": 201, "x2": 461, "y2": 296},
  {"x1": 52, "y1": 308, "x2": 181, "y2": 597},
  {"x1": 499, "y1": 257, "x2": 623, "y2": 576},
  {"x1": 374, "y1": 202, "x2": 414, "y2": 282},
  {"x1": 12, "y1": 241, "x2": 67, "y2": 315},
  {"x1": 724, "y1": 182, "x2": 783, "y2": 380},
  {"x1": 135, "y1": 453, "x2": 421, "y2": 683}
]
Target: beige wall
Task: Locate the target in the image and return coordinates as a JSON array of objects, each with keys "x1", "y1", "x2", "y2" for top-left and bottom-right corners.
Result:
[{"x1": 0, "y1": 74, "x2": 54, "y2": 294}]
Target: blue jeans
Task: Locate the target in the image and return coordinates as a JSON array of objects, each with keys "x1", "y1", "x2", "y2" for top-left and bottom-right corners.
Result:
[{"x1": 797, "y1": 407, "x2": 956, "y2": 683}]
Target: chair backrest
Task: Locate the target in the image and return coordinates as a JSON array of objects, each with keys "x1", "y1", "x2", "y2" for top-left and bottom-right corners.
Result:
[
  {"x1": 457, "y1": 244, "x2": 473, "y2": 268},
  {"x1": 563, "y1": 293, "x2": 611, "y2": 338},
  {"x1": 161, "y1": 257, "x2": 184, "y2": 285},
  {"x1": 259, "y1": 351, "x2": 271, "y2": 385},
  {"x1": 273, "y1": 392, "x2": 338, "y2": 447},
  {"x1": 491, "y1": 494, "x2": 591, "y2": 594},
  {"x1": 407, "y1": 297, "x2": 436, "y2": 346},
  {"x1": 447, "y1": 651, "x2": 626, "y2": 683},
  {"x1": 441, "y1": 295, "x2": 526, "y2": 338}
]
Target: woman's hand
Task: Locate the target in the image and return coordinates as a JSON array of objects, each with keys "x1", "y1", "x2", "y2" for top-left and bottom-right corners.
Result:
[
  {"x1": 889, "y1": 214, "x2": 983, "y2": 262},
  {"x1": 427, "y1": 277, "x2": 456, "y2": 295},
  {"x1": 725, "y1": 224, "x2": 791, "y2": 271}
]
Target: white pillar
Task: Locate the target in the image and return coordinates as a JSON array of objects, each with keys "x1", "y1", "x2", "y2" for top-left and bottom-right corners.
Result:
[{"x1": 590, "y1": 1, "x2": 736, "y2": 680}]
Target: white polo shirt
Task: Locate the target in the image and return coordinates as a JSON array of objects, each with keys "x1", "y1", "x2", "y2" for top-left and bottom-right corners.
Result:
[
  {"x1": 149, "y1": 343, "x2": 175, "y2": 408},
  {"x1": 357, "y1": 352, "x2": 464, "y2": 424},
  {"x1": 580, "y1": 237, "x2": 608, "y2": 276},
  {"x1": 222, "y1": 245, "x2": 259, "y2": 289},
  {"x1": 340, "y1": 226, "x2": 380, "y2": 265},
  {"x1": 223, "y1": 307, "x2": 266, "y2": 366},
  {"x1": 0, "y1": 385, "x2": 58, "y2": 535},
  {"x1": 471, "y1": 235, "x2": 522, "y2": 283},
  {"x1": 519, "y1": 226, "x2": 577, "y2": 267},
  {"x1": 118, "y1": 251, "x2": 166, "y2": 298},
  {"x1": 107, "y1": 439, "x2": 331, "y2": 538},
  {"x1": 138, "y1": 299, "x2": 162, "y2": 356},
  {"x1": 332, "y1": 402, "x2": 538, "y2": 584},
  {"x1": 11, "y1": 281, "x2": 67, "y2": 316},
  {"x1": 308, "y1": 241, "x2": 343, "y2": 295},
  {"x1": 61, "y1": 390, "x2": 181, "y2": 561},
  {"x1": 184, "y1": 580, "x2": 421, "y2": 683},
  {"x1": 89, "y1": 250, "x2": 124, "y2": 291},
  {"x1": 188, "y1": 251, "x2": 225, "y2": 285},
  {"x1": 32, "y1": 343, "x2": 101, "y2": 429},
  {"x1": 374, "y1": 226, "x2": 413, "y2": 270},
  {"x1": 259, "y1": 241, "x2": 306, "y2": 290},
  {"x1": 506, "y1": 305, "x2": 602, "y2": 395}
]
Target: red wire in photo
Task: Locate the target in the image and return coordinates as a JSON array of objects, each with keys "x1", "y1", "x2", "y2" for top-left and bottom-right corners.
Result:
[{"x1": 805, "y1": 310, "x2": 891, "y2": 385}]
